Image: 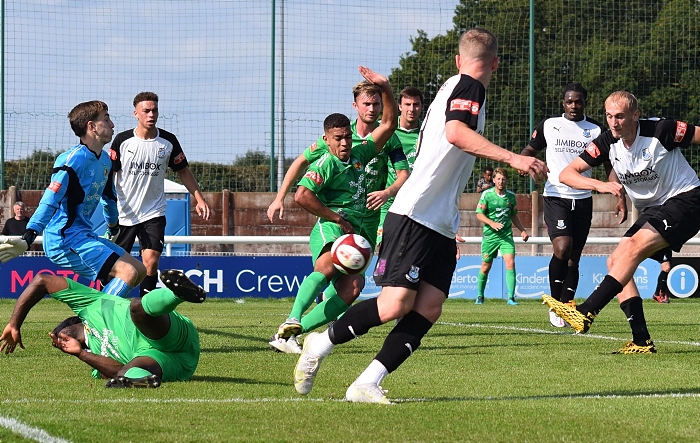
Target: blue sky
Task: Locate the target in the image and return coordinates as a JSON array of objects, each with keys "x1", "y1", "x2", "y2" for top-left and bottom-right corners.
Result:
[{"x1": 5, "y1": 0, "x2": 460, "y2": 163}]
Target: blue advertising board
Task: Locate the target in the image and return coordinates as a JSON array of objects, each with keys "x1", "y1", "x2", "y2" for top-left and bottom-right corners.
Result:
[{"x1": 0, "y1": 255, "x2": 662, "y2": 299}]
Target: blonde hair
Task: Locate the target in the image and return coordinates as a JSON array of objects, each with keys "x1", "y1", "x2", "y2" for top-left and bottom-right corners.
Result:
[
  {"x1": 459, "y1": 28, "x2": 498, "y2": 61},
  {"x1": 493, "y1": 167, "x2": 508, "y2": 180},
  {"x1": 605, "y1": 91, "x2": 638, "y2": 113}
]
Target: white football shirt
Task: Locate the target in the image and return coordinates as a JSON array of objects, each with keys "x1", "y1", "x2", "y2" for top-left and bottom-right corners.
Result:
[
  {"x1": 389, "y1": 73, "x2": 485, "y2": 238},
  {"x1": 529, "y1": 115, "x2": 602, "y2": 198},
  {"x1": 580, "y1": 119, "x2": 699, "y2": 211},
  {"x1": 110, "y1": 128, "x2": 189, "y2": 226}
]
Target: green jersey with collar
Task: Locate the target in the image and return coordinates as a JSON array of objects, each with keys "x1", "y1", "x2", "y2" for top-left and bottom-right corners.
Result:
[
  {"x1": 303, "y1": 120, "x2": 408, "y2": 195},
  {"x1": 476, "y1": 188, "x2": 518, "y2": 240},
  {"x1": 298, "y1": 135, "x2": 381, "y2": 231}
]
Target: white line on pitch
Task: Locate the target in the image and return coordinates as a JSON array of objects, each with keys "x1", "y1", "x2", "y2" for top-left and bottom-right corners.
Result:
[
  {"x1": 0, "y1": 414, "x2": 72, "y2": 443},
  {"x1": 436, "y1": 321, "x2": 700, "y2": 347},
  {"x1": 4, "y1": 391, "x2": 700, "y2": 406}
]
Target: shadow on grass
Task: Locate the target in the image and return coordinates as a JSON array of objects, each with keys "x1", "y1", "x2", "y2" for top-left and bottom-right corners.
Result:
[
  {"x1": 392, "y1": 387, "x2": 700, "y2": 403},
  {"x1": 189, "y1": 375, "x2": 285, "y2": 385}
]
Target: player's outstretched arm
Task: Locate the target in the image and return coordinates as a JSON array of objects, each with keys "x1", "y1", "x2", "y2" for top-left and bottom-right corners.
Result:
[
  {"x1": 267, "y1": 154, "x2": 311, "y2": 222},
  {"x1": 359, "y1": 66, "x2": 398, "y2": 152},
  {"x1": 445, "y1": 121, "x2": 548, "y2": 182},
  {"x1": 560, "y1": 157, "x2": 624, "y2": 198},
  {"x1": 0, "y1": 274, "x2": 67, "y2": 353}
]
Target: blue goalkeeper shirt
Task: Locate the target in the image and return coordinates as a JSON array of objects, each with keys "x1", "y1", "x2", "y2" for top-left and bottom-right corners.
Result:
[{"x1": 27, "y1": 144, "x2": 118, "y2": 252}]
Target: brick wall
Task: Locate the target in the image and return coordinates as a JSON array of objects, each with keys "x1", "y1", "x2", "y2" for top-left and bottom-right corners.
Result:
[{"x1": 4, "y1": 187, "x2": 694, "y2": 257}]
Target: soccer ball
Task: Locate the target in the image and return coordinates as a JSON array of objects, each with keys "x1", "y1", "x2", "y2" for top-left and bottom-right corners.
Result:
[{"x1": 331, "y1": 234, "x2": 372, "y2": 275}]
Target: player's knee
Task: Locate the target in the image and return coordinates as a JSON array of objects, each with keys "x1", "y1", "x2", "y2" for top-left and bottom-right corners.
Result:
[{"x1": 129, "y1": 298, "x2": 147, "y2": 320}]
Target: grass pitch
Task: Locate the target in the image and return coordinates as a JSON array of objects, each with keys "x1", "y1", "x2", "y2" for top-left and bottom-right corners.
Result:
[{"x1": 2, "y1": 297, "x2": 700, "y2": 443}]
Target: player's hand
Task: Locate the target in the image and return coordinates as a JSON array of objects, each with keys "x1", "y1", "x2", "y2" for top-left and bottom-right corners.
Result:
[
  {"x1": 0, "y1": 323, "x2": 23, "y2": 354},
  {"x1": 0, "y1": 237, "x2": 29, "y2": 263},
  {"x1": 267, "y1": 198, "x2": 284, "y2": 222},
  {"x1": 366, "y1": 190, "x2": 389, "y2": 211},
  {"x1": 455, "y1": 234, "x2": 465, "y2": 260},
  {"x1": 521, "y1": 230, "x2": 529, "y2": 242},
  {"x1": 615, "y1": 196, "x2": 628, "y2": 225},
  {"x1": 49, "y1": 331, "x2": 82, "y2": 356},
  {"x1": 337, "y1": 218, "x2": 355, "y2": 235},
  {"x1": 509, "y1": 155, "x2": 548, "y2": 182},
  {"x1": 103, "y1": 224, "x2": 121, "y2": 243},
  {"x1": 196, "y1": 201, "x2": 211, "y2": 221},
  {"x1": 595, "y1": 181, "x2": 625, "y2": 199},
  {"x1": 358, "y1": 66, "x2": 389, "y2": 88},
  {"x1": 490, "y1": 221, "x2": 504, "y2": 231}
]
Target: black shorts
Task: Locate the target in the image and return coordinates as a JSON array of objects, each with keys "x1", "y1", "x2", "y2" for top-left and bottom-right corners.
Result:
[
  {"x1": 543, "y1": 196, "x2": 592, "y2": 250},
  {"x1": 116, "y1": 216, "x2": 166, "y2": 254},
  {"x1": 372, "y1": 213, "x2": 456, "y2": 295},
  {"x1": 625, "y1": 187, "x2": 700, "y2": 253}
]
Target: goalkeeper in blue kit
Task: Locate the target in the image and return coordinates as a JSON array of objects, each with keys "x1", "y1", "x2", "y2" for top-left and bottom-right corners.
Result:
[{"x1": 0, "y1": 100, "x2": 146, "y2": 297}]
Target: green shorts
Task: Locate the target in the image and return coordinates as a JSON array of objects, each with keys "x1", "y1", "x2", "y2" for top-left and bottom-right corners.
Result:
[
  {"x1": 309, "y1": 218, "x2": 377, "y2": 264},
  {"x1": 137, "y1": 311, "x2": 200, "y2": 382},
  {"x1": 481, "y1": 234, "x2": 515, "y2": 262}
]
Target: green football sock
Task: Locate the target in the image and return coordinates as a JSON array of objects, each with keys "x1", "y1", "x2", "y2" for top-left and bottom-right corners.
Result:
[
  {"x1": 141, "y1": 288, "x2": 182, "y2": 317},
  {"x1": 301, "y1": 293, "x2": 350, "y2": 333},
  {"x1": 506, "y1": 269, "x2": 516, "y2": 298},
  {"x1": 323, "y1": 279, "x2": 338, "y2": 300},
  {"x1": 289, "y1": 272, "x2": 328, "y2": 320},
  {"x1": 477, "y1": 271, "x2": 487, "y2": 297},
  {"x1": 124, "y1": 367, "x2": 153, "y2": 379}
]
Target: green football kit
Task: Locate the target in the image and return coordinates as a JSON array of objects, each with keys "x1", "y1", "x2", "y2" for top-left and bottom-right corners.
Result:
[
  {"x1": 52, "y1": 279, "x2": 200, "y2": 382},
  {"x1": 289, "y1": 123, "x2": 406, "y2": 333},
  {"x1": 475, "y1": 188, "x2": 519, "y2": 299}
]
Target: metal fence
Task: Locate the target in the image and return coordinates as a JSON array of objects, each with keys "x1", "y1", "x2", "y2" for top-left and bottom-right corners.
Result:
[{"x1": 4, "y1": 0, "x2": 700, "y2": 193}]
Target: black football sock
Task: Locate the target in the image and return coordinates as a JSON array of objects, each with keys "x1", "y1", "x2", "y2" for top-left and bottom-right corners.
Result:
[
  {"x1": 328, "y1": 297, "x2": 382, "y2": 345},
  {"x1": 561, "y1": 263, "x2": 580, "y2": 304},
  {"x1": 375, "y1": 310, "x2": 433, "y2": 373},
  {"x1": 140, "y1": 274, "x2": 158, "y2": 297},
  {"x1": 577, "y1": 275, "x2": 623, "y2": 316},
  {"x1": 656, "y1": 270, "x2": 669, "y2": 294},
  {"x1": 620, "y1": 297, "x2": 651, "y2": 345},
  {"x1": 548, "y1": 256, "x2": 568, "y2": 301}
]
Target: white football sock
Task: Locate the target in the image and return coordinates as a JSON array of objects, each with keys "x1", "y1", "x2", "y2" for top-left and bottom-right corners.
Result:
[{"x1": 354, "y1": 359, "x2": 388, "y2": 386}]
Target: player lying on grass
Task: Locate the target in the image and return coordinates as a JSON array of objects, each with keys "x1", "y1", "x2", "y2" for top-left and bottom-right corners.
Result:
[{"x1": 1, "y1": 269, "x2": 206, "y2": 388}]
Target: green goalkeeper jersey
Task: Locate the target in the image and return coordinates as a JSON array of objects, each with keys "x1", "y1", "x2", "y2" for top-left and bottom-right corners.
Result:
[
  {"x1": 51, "y1": 281, "x2": 157, "y2": 377},
  {"x1": 298, "y1": 134, "x2": 381, "y2": 231},
  {"x1": 476, "y1": 188, "x2": 518, "y2": 239}
]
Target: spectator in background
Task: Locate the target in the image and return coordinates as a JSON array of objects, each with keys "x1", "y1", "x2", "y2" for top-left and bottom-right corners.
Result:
[
  {"x1": 475, "y1": 165, "x2": 494, "y2": 192},
  {"x1": 2, "y1": 202, "x2": 29, "y2": 235}
]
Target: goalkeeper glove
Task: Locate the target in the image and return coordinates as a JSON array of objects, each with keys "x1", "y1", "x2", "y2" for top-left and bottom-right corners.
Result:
[
  {"x1": 0, "y1": 231, "x2": 36, "y2": 264},
  {"x1": 104, "y1": 224, "x2": 122, "y2": 243}
]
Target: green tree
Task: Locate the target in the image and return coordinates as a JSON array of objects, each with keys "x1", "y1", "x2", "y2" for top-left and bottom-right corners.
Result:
[{"x1": 389, "y1": 0, "x2": 700, "y2": 194}]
